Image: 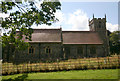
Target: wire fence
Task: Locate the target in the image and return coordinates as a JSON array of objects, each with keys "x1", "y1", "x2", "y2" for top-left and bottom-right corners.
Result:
[{"x1": 2, "y1": 55, "x2": 120, "y2": 75}]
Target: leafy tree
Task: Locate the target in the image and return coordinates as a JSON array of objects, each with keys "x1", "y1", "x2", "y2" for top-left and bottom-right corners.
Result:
[
  {"x1": 1, "y1": 0, "x2": 61, "y2": 61},
  {"x1": 109, "y1": 31, "x2": 120, "y2": 55}
]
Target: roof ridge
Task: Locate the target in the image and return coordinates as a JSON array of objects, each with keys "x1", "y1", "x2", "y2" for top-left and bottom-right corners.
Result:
[
  {"x1": 33, "y1": 28, "x2": 61, "y2": 30},
  {"x1": 62, "y1": 31, "x2": 97, "y2": 32}
]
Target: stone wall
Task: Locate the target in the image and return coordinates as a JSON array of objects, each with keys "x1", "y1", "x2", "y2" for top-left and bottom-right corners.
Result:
[
  {"x1": 5, "y1": 43, "x2": 105, "y2": 64},
  {"x1": 39, "y1": 43, "x2": 63, "y2": 61},
  {"x1": 14, "y1": 43, "x2": 62, "y2": 63},
  {"x1": 63, "y1": 44, "x2": 104, "y2": 59}
]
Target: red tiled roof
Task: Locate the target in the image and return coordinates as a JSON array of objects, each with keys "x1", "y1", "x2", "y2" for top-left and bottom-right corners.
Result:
[
  {"x1": 23, "y1": 29, "x2": 62, "y2": 43},
  {"x1": 20, "y1": 29, "x2": 103, "y2": 44},
  {"x1": 62, "y1": 31, "x2": 103, "y2": 44}
]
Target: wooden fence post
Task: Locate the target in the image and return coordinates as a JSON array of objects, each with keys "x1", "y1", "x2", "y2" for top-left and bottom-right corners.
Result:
[
  {"x1": 25, "y1": 63, "x2": 28, "y2": 72},
  {"x1": 79, "y1": 58, "x2": 81, "y2": 69},
  {"x1": 89, "y1": 57, "x2": 91, "y2": 69},
  {"x1": 107, "y1": 56, "x2": 110, "y2": 69},
  {"x1": 118, "y1": 55, "x2": 120, "y2": 68},
  {"x1": 97, "y1": 57, "x2": 100, "y2": 69},
  {"x1": 106, "y1": 57, "x2": 108, "y2": 69},
  {"x1": 57, "y1": 59, "x2": 59, "y2": 71},
  {"x1": 16, "y1": 64, "x2": 18, "y2": 74},
  {"x1": 39, "y1": 62, "x2": 40, "y2": 71},
  {"x1": 104, "y1": 57, "x2": 106, "y2": 69}
]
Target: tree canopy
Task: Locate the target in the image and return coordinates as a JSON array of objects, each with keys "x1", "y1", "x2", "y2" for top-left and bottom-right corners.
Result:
[
  {"x1": 109, "y1": 31, "x2": 120, "y2": 55},
  {"x1": 1, "y1": 0, "x2": 61, "y2": 56}
]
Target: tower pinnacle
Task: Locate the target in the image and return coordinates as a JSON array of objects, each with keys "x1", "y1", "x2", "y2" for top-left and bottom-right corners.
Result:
[
  {"x1": 93, "y1": 14, "x2": 94, "y2": 18},
  {"x1": 105, "y1": 14, "x2": 106, "y2": 19}
]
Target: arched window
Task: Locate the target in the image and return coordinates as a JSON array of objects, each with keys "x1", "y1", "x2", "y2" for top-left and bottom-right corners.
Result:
[
  {"x1": 45, "y1": 46, "x2": 51, "y2": 54},
  {"x1": 28, "y1": 46, "x2": 35, "y2": 54}
]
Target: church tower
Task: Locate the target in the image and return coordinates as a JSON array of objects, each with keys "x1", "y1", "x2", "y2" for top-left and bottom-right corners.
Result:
[
  {"x1": 89, "y1": 14, "x2": 109, "y2": 56},
  {"x1": 89, "y1": 14, "x2": 107, "y2": 32}
]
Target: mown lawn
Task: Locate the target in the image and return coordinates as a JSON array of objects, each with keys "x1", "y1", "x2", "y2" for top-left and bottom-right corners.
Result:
[{"x1": 2, "y1": 69, "x2": 119, "y2": 79}]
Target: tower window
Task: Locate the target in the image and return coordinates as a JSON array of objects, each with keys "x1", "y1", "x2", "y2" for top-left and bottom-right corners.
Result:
[
  {"x1": 99, "y1": 21, "x2": 101, "y2": 28},
  {"x1": 99, "y1": 24, "x2": 101, "y2": 28}
]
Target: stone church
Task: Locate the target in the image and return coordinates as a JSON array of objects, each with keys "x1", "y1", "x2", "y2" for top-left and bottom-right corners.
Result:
[{"x1": 3, "y1": 15, "x2": 110, "y2": 63}]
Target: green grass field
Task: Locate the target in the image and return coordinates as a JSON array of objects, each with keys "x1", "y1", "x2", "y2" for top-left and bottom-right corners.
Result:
[{"x1": 2, "y1": 69, "x2": 119, "y2": 79}]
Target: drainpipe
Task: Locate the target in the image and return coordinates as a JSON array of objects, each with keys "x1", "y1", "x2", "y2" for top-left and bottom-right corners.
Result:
[
  {"x1": 60, "y1": 27, "x2": 63, "y2": 60},
  {"x1": 86, "y1": 44, "x2": 87, "y2": 58},
  {"x1": 39, "y1": 43, "x2": 40, "y2": 60}
]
